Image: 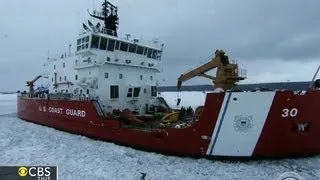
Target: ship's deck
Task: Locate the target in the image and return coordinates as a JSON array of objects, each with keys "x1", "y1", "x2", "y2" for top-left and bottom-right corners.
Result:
[{"x1": 122, "y1": 114, "x2": 194, "y2": 130}]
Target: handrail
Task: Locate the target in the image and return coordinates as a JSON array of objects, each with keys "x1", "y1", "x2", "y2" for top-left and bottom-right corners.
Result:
[
  {"x1": 92, "y1": 100, "x2": 105, "y2": 117},
  {"x1": 99, "y1": 27, "x2": 117, "y2": 36}
]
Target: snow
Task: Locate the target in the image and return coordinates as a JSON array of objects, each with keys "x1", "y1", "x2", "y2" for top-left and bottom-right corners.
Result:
[
  {"x1": 0, "y1": 94, "x2": 17, "y2": 115},
  {"x1": 0, "y1": 93, "x2": 320, "y2": 180},
  {"x1": 159, "y1": 91, "x2": 212, "y2": 110}
]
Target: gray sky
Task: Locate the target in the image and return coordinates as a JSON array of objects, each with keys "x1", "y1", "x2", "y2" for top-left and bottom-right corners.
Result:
[{"x1": 0, "y1": 0, "x2": 320, "y2": 91}]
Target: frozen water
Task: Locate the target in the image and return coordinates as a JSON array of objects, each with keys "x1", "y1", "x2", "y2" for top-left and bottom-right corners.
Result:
[
  {"x1": 0, "y1": 94, "x2": 17, "y2": 115},
  {"x1": 0, "y1": 93, "x2": 319, "y2": 180}
]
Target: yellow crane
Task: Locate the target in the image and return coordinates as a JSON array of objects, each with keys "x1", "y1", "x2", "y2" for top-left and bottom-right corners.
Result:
[
  {"x1": 177, "y1": 49, "x2": 246, "y2": 91},
  {"x1": 26, "y1": 75, "x2": 42, "y2": 96}
]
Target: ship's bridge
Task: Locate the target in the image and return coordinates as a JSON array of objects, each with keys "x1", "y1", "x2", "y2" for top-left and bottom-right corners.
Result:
[{"x1": 76, "y1": 29, "x2": 163, "y2": 61}]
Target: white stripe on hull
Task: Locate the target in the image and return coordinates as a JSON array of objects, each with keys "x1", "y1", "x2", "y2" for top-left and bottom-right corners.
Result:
[
  {"x1": 206, "y1": 91, "x2": 276, "y2": 157},
  {"x1": 206, "y1": 92, "x2": 231, "y2": 155}
]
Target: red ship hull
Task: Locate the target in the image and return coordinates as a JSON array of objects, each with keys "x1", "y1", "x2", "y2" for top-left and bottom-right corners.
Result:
[{"x1": 17, "y1": 90, "x2": 320, "y2": 159}]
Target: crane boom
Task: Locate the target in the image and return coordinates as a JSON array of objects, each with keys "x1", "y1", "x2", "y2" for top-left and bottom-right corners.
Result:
[
  {"x1": 309, "y1": 65, "x2": 320, "y2": 88},
  {"x1": 26, "y1": 75, "x2": 42, "y2": 96},
  {"x1": 177, "y1": 49, "x2": 246, "y2": 91}
]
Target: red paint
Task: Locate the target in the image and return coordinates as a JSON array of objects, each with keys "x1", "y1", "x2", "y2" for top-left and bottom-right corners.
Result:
[
  {"x1": 17, "y1": 94, "x2": 225, "y2": 157},
  {"x1": 17, "y1": 90, "x2": 320, "y2": 158},
  {"x1": 253, "y1": 90, "x2": 320, "y2": 157}
]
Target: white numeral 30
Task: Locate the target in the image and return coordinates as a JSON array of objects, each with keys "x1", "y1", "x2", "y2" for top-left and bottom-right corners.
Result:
[{"x1": 281, "y1": 108, "x2": 298, "y2": 118}]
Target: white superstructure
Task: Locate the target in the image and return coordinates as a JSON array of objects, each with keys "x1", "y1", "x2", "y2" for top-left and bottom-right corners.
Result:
[{"x1": 39, "y1": 1, "x2": 165, "y2": 114}]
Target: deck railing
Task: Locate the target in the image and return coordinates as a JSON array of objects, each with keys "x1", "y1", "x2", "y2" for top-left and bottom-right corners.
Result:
[{"x1": 18, "y1": 93, "x2": 98, "y2": 102}]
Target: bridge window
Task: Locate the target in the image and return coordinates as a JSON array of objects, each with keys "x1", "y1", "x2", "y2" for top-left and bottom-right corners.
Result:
[
  {"x1": 91, "y1": 35, "x2": 99, "y2": 49},
  {"x1": 80, "y1": 89, "x2": 82, "y2": 94},
  {"x1": 157, "y1": 51, "x2": 162, "y2": 60},
  {"x1": 99, "y1": 37, "x2": 107, "y2": 50},
  {"x1": 133, "y1": 88, "x2": 141, "y2": 97},
  {"x1": 151, "y1": 86, "x2": 157, "y2": 97},
  {"x1": 129, "y1": 44, "x2": 137, "y2": 53},
  {"x1": 119, "y1": 73, "x2": 123, "y2": 79},
  {"x1": 104, "y1": 72, "x2": 108, "y2": 78},
  {"x1": 77, "y1": 36, "x2": 90, "y2": 51},
  {"x1": 152, "y1": 50, "x2": 157, "y2": 59},
  {"x1": 107, "y1": 39, "x2": 115, "y2": 51},
  {"x1": 110, "y1": 85, "x2": 119, "y2": 99},
  {"x1": 63, "y1": 63, "x2": 65, "y2": 68},
  {"x1": 115, "y1": 41, "x2": 120, "y2": 50},
  {"x1": 144, "y1": 48, "x2": 148, "y2": 55},
  {"x1": 147, "y1": 48, "x2": 152, "y2": 58},
  {"x1": 140, "y1": 75, "x2": 143, "y2": 80},
  {"x1": 64, "y1": 76, "x2": 67, "y2": 81},
  {"x1": 86, "y1": 89, "x2": 89, "y2": 94},
  {"x1": 75, "y1": 74, "x2": 78, "y2": 80},
  {"x1": 137, "y1": 46, "x2": 144, "y2": 55},
  {"x1": 59, "y1": 77, "x2": 62, "y2": 82},
  {"x1": 150, "y1": 76, "x2": 153, "y2": 81},
  {"x1": 120, "y1": 42, "x2": 128, "y2": 52}
]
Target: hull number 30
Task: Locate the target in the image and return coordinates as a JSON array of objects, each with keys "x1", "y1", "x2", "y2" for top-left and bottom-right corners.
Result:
[{"x1": 281, "y1": 108, "x2": 298, "y2": 118}]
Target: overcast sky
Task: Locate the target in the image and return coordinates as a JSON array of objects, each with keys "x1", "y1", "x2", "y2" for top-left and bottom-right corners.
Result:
[{"x1": 0, "y1": 0, "x2": 320, "y2": 91}]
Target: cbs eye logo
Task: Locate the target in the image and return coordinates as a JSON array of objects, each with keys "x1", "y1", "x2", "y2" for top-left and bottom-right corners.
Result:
[
  {"x1": 18, "y1": 166, "x2": 28, "y2": 177},
  {"x1": 278, "y1": 172, "x2": 302, "y2": 180}
]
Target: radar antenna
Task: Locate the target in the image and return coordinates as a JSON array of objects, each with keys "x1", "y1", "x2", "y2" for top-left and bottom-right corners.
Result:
[{"x1": 88, "y1": 0, "x2": 119, "y2": 37}]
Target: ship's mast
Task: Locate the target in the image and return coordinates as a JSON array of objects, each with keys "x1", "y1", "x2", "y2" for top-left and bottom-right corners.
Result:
[{"x1": 88, "y1": 0, "x2": 119, "y2": 37}]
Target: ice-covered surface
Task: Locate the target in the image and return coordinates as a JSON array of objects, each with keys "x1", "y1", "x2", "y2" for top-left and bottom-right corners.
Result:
[
  {"x1": 0, "y1": 94, "x2": 17, "y2": 115},
  {"x1": 159, "y1": 91, "x2": 212, "y2": 110},
  {"x1": 1, "y1": 93, "x2": 320, "y2": 180}
]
